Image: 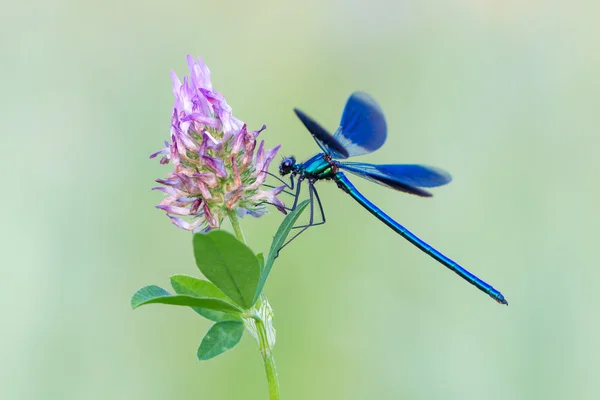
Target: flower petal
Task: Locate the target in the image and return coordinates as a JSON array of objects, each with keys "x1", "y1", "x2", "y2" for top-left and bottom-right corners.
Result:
[
  {"x1": 203, "y1": 202, "x2": 219, "y2": 228},
  {"x1": 156, "y1": 204, "x2": 191, "y2": 215},
  {"x1": 201, "y1": 155, "x2": 227, "y2": 178},
  {"x1": 237, "y1": 207, "x2": 267, "y2": 218},
  {"x1": 231, "y1": 124, "x2": 247, "y2": 154},
  {"x1": 152, "y1": 186, "x2": 178, "y2": 197},
  {"x1": 182, "y1": 113, "x2": 220, "y2": 129},
  {"x1": 249, "y1": 143, "x2": 281, "y2": 189},
  {"x1": 231, "y1": 155, "x2": 242, "y2": 187},
  {"x1": 252, "y1": 187, "x2": 287, "y2": 214},
  {"x1": 167, "y1": 215, "x2": 203, "y2": 231},
  {"x1": 187, "y1": 54, "x2": 212, "y2": 91},
  {"x1": 225, "y1": 187, "x2": 244, "y2": 209},
  {"x1": 191, "y1": 171, "x2": 218, "y2": 187},
  {"x1": 190, "y1": 198, "x2": 203, "y2": 214},
  {"x1": 199, "y1": 88, "x2": 243, "y2": 139}
]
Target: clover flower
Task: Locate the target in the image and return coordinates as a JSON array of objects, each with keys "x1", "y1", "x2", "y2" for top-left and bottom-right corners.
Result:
[{"x1": 151, "y1": 55, "x2": 286, "y2": 232}]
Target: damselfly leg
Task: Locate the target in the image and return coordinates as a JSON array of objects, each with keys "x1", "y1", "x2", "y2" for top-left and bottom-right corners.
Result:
[{"x1": 279, "y1": 181, "x2": 326, "y2": 250}]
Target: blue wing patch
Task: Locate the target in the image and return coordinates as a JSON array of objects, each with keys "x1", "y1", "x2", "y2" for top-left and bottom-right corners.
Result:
[
  {"x1": 294, "y1": 108, "x2": 349, "y2": 158},
  {"x1": 338, "y1": 162, "x2": 452, "y2": 197},
  {"x1": 333, "y1": 92, "x2": 387, "y2": 158}
]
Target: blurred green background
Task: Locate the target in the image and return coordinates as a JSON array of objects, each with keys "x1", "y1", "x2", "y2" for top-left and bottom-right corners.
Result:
[{"x1": 3, "y1": 0, "x2": 599, "y2": 399}]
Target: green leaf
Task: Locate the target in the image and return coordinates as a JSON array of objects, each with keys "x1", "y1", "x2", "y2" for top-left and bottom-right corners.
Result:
[
  {"x1": 254, "y1": 199, "x2": 310, "y2": 302},
  {"x1": 170, "y1": 275, "x2": 232, "y2": 301},
  {"x1": 130, "y1": 285, "x2": 243, "y2": 315},
  {"x1": 197, "y1": 320, "x2": 245, "y2": 360},
  {"x1": 170, "y1": 275, "x2": 241, "y2": 322},
  {"x1": 256, "y1": 252, "x2": 265, "y2": 272},
  {"x1": 193, "y1": 230, "x2": 260, "y2": 310}
]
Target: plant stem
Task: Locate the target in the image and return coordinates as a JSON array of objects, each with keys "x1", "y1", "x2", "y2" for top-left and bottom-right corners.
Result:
[
  {"x1": 227, "y1": 209, "x2": 246, "y2": 244},
  {"x1": 255, "y1": 315, "x2": 280, "y2": 400}
]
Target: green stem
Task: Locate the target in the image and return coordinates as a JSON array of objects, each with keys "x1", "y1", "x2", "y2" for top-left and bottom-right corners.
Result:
[
  {"x1": 227, "y1": 210, "x2": 246, "y2": 244},
  {"x1": 255, "y1": 315, "x2": 280, "y2": 400}
]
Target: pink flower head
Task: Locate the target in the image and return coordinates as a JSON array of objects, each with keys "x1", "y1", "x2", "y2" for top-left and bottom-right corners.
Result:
[{"x1": 151, "y1": 55, "x2": 286, "y2": 232}]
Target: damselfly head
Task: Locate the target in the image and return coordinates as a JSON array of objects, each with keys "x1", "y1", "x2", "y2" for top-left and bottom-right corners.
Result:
[{"x1": 279, "y1": 156, "x2": 296, "y2": 176}]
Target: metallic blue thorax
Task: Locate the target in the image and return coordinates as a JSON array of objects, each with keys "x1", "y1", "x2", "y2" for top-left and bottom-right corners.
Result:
[{"x1": 297, "y1": 153, "x2": 337, "y2": 180}]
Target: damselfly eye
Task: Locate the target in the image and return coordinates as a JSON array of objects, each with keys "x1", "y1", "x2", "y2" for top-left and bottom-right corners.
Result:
[{"x1": 279, "y1": 156, "x2": 295, "y2": 176}]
